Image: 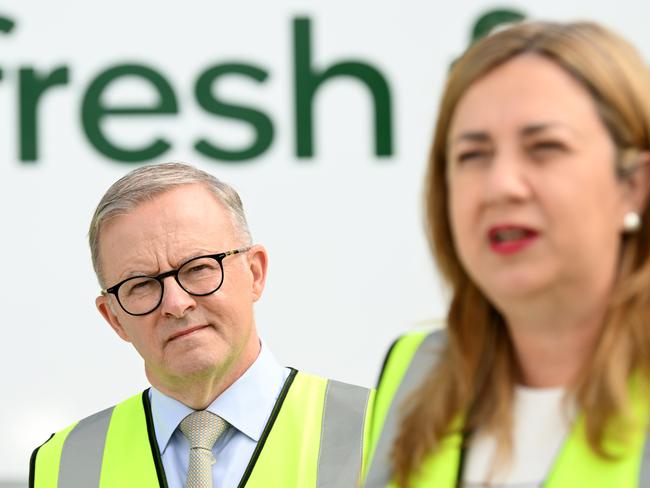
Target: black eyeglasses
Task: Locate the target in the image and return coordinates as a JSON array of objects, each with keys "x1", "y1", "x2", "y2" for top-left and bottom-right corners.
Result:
[{"x1": 102, "y1": 246, "x2": 251, "y2": 316}]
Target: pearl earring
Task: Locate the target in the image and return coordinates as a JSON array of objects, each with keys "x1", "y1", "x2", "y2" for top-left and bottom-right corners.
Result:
[{"x1": 623, "y1": 212, "x2": 641, "y2": 233}]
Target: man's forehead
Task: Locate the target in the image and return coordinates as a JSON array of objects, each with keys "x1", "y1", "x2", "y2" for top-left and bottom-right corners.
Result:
[
  {"x1": 98, "y1": 185, "x2": 237, "y2": 279},
  {"x1": 103, "y1": 184, "x2": 231, "y2": 231}
]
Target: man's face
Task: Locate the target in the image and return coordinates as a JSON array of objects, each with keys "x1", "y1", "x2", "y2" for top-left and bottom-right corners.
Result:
[{"x1": 95, "y1": 184, "x2": 267, "y2": 393}]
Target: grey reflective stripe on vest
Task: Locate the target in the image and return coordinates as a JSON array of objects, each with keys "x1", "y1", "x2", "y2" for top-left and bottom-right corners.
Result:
[
  {"x1": 364, "y1": 330, "x2": 446, "y2": 487},
  {"x1": 317, "y1": 380, "x2": 371, "y2": 488},
  {"x1": 58, "y1": 406, "x2": 114, "y2": 487},
  {"x1": 639, "y1": 433, "x2": 650, "y2": 486}
]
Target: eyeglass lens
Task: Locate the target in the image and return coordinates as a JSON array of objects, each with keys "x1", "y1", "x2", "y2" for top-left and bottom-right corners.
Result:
[{"x1": 117, "y1": 256, "x2": 224, "y2": 315}]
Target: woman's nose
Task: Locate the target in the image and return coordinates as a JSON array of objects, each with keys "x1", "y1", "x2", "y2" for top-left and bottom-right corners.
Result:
[{"x1": 482, "y1": 151, "x2": 532, "y2": 205}]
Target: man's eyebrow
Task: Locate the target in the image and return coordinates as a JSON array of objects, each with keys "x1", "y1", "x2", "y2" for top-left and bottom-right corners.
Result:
[
  {"x1": 120, "y1": 268, "x2": 156, "y2": 280},
  {"x1": 116, "y1": 262, "x2": 163, "y2": 280},
  {"x1": 116, "y1": 250, "x2": 217, "y2": 281},
  {"x1": 176, "y1": 249, "x2": 215, "y2": 266}
]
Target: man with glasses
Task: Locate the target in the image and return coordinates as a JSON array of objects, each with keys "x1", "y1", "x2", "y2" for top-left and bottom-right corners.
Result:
[{"x1": 30, "y1": 162, "x2": 372, "y2": 488}]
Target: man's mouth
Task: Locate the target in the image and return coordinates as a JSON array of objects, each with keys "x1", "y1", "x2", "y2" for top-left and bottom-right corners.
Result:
[{"x1": 168, "y1": 325, "x2": 209, "y2": 342}]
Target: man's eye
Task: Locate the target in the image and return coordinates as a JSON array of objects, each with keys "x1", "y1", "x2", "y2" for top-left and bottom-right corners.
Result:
[
  {"x1": 187, "y1": 264, "x2": 211, "y2": 274},
  {"x1": 125, "y1": 279, "x2": 157, "y2": 296}
]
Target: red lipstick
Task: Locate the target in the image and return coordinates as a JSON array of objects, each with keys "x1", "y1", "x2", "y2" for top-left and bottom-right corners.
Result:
[{"x1": 488, "y1": 225, "x2": 538, "y2": 255}]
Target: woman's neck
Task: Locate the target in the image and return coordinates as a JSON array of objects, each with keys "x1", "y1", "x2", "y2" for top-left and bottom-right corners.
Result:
[{"x1": 500, "y1": 291, "x2": 609, "y2": 388}]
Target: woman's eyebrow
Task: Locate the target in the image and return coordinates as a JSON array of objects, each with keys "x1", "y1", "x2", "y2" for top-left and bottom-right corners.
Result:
[
  {"x1": 520, "y1": 122, "x2": 579, "y2": 137},
  {"x1": 450, "y1": 131, "x2": 491, "y2": 145}
]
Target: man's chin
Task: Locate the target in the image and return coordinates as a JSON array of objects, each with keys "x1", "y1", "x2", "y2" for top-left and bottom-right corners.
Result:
[
  {"x1": 148, "y1": 352, "x2": 228, "y2": 386},
  {"x1": 171, "y1": 354, "x2": 227, "y2": 379}
]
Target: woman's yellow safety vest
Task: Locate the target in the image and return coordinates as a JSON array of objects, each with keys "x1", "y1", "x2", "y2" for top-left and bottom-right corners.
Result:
[
  {"x1": 363, "y1": 330, "x2": 650, "y2": 487},
  {"x1": 31, "y1": 370, "x2": 373, "y2": 488}
]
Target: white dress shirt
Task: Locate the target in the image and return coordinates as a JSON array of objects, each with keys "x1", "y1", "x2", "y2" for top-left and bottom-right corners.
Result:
[{"x1": 150, "y1": 341, "x2": 290, "y2": 488}]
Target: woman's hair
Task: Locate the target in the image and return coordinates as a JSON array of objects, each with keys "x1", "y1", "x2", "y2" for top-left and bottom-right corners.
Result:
[{"x1": 393, "y1": 21, "x2": 650, "y2": 487}]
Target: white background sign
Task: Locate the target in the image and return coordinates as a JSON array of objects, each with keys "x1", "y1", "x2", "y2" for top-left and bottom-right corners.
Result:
[{"x1": 2, "y1": 0, "x2": 650, "y2": 483}]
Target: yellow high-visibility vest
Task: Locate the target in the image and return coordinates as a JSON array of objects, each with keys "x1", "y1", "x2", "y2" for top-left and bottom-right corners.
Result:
[
  {"x1": 363, "y1": 330, "x2": 650, "y2": 488},
  {"x1": 31, "y1": 370, "x2": 374, "y2": 488}
]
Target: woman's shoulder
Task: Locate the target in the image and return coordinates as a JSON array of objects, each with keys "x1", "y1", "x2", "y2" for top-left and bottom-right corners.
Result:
[
  {"x1": 377, "y1": 328, "x2": 447, "y2": 392},
  {"x1": 365, "y1": 328, "x2": 449, "y2": 482},
  {"x1": 372, "y1": 328, "x2": 447, "y2": 431}
]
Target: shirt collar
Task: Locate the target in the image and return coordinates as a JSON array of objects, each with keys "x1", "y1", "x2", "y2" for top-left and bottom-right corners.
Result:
[{"x1": 150, "y1": 340, "x2": 287, "y2": 454}]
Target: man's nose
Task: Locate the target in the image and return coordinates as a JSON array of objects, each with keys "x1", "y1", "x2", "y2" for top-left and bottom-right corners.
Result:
[
  {"x1": 482, "y1": 150, "x2": 531, "y2": 205},
  {"x1": 159, "y1": 276, "x2": 196, "y2": 318}
]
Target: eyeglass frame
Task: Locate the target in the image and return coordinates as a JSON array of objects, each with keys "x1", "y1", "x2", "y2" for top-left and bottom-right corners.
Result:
[{"x1": 101, "y1": 246, "x2": 252, "y2": 316}]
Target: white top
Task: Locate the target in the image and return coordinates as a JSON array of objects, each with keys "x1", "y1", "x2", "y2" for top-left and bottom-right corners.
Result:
[
  {"x1": 150, "y1": 340, "x2": 290, "y2": 488},
  {"x1": 463, "y1": 386, "x2": 573, "y2": 487}
]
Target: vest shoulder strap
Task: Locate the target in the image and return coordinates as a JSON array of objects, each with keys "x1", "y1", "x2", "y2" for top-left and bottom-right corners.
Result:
[
  {"x1": 364, "y1": 329, "x2": 447, "y2": 487},
  {"x1": 30, "y1": 392, "x2": 161, "y2": 488},
  {"x1": 243, "y1": 370, "x2": 372, "y2": 488}
]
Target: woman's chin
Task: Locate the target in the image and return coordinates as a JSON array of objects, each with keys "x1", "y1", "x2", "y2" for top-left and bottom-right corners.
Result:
[{"x1": 478, "y1": 271, "x2": 554, "y2": 307}]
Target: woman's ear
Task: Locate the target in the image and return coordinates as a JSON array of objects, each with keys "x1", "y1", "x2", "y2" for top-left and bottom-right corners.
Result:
[{"x1": 621, "y1": 150, "x2": 650, "y2": 219}]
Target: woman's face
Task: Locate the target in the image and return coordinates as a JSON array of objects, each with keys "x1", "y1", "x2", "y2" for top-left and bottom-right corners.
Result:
[{"x1": 447, "y1": 54, "x2": 634, "y2": 308}]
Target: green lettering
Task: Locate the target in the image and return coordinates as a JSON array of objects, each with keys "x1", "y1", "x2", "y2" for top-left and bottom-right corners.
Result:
[
  {"x1": 471, "y1": 9, "x2": 526, "y2": 44},
  {"x1": 0, "y1": 15, "x2": 15, "y2": 34},
  {"x1": 81, "y1": 64, "x2": 177, "y2": 162},
  {"x1": 194, "y1": 63, "x2": 273, "y2": 162},
  {"x1": 0, "y1": 16, "x2": 17, "y2": 82},
  {"x1": 0, "y1": 15, "x2": 17, "y2": 82},
  {"x1": 293, "y1": 17, "x2": 393, "y2": 158},
  {"x1": 19, "y1": 67, "x2": 69, "y2": 162}
]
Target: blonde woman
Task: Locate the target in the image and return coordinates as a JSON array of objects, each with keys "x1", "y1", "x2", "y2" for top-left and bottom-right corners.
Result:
[{"x1": 364, "y1": 21, "x2": 650, "y2": 487}]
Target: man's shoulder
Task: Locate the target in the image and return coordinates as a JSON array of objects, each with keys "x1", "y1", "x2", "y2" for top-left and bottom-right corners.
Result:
[
  {"x1": 291, "y1": 370, "x2": 371, "y2": 395},
  {"x1": 36, "y1": 390, "x2": 147, "y2": 449},
  {"x1": 30, "y1": 390, "x2": 158, "y2": 486},
  {"x1": 74, "y1": 390, "x2": 146, "y2": 428},
  {"x1": 287, "y1": 370, "x2": 373, "y2": 418}
]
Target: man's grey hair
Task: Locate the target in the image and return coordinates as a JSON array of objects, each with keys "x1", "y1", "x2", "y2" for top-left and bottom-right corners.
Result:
[{"x1": 89, "y1": 162, "x2": 252, "y2": 287}]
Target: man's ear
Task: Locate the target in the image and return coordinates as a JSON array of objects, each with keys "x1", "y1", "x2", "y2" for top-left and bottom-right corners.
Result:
[
  {"x1": 96, "y1": 294, "x2": 131, "y2": 342},
  {"x1": 247, "y1": 245, "x2": 268, "y2": 302}
]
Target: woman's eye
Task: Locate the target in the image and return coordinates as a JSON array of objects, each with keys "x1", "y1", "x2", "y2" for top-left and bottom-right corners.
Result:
[
  {"x1": 531, "y1": 141, "x2": 565, "y2": 154},
  {"x1": 457, "y1": 150, "x2": 488, "y2": 163}
]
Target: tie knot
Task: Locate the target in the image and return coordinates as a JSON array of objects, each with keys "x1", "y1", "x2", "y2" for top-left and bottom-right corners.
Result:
[{"x1": 179, "y1": 410, "x2": 229, "y2": 450}]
